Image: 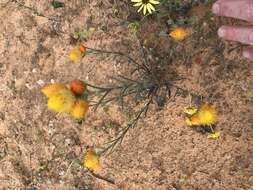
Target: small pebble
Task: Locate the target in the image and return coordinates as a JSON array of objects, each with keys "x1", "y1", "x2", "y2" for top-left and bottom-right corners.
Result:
[{"x1": 37, "y1": 80, "x2": 45, "y2": 86}]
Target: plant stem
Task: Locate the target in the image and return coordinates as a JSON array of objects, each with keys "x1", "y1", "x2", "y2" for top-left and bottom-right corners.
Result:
[{"x1": 86, "y1": 47, "x2": 151, "y2": 74}]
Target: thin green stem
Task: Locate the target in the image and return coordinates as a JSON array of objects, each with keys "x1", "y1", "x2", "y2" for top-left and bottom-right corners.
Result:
[
  {"x1": 86, "y1": 47, "x2": 151, "y2": 74},
  {"x1": 12, "y1": 0, "x2": 59, "y2": 22}
]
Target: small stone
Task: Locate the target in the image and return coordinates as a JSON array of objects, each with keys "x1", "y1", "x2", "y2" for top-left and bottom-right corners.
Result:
[{"x1": 37, "y1": 80, "x2": 45, "y2": 86}]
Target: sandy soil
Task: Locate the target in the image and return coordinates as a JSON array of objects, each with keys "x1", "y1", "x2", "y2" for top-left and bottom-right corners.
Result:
[{"x1": 0, "y1": 0, "x2": 252, "y2": 190}]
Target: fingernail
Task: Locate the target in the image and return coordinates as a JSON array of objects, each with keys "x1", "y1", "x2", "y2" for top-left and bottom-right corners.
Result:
[
  {"x1": 243, "y1": 50, "x2": 252, "y2": 59},
  {"x1": 212, "y1": 3, "x2": 220, "y2": 14},
  {"x1": 250, "y1": 33, "x2": 253, "y2": 44},
  {"x1": 218, "y1": 27, "x2": 226, "y2": 38}
]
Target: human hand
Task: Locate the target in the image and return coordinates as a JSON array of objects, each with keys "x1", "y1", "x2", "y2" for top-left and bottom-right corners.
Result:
[{"x1": 212, "y1": 0, "x2": 253, "y2": 61}]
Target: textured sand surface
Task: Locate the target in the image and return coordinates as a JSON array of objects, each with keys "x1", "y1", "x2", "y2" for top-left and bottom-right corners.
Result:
[{"x1": 0, "y1": 1, "x2": 252, "y2": 189}]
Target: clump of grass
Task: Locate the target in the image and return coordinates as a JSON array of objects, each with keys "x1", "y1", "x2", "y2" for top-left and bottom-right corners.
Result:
[{"x1": 67, "y1": 42, "x2": 202, "y2": 156}]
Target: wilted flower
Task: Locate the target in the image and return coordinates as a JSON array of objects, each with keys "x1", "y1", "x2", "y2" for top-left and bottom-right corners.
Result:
[
  {"x1": 41, "y1": 83, "x2": 67, "y2": 98},
  {"x1": 131, "y1": 0, "x2": 160, "y2": 15},
  {"x1": 70, "y1": 79, "x2": 87, "y2": 96},
  {"x1": 169, "y1": 27, "x2": 190, "y2": 41},
  {"x1": 186, "y1": 103, "x2": 218, "y2": 126},
  {"x1": 79, "y1": 44, "x2": 87, "y2": 54},
  {"x1": 47, "y1": 89, "x2": 76, "y2": 113},
  {"x1": 84, "y1": 148, "x2": 101, "y2": 172},
  {"x1": 70, "y1": 99, "x2": 89, "y2": 119},
  {"x1": 207, "y1": 131, "x2": 221, "y2": 139}
]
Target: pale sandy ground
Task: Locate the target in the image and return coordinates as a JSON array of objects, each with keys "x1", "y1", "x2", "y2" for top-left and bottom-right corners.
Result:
[{"x1": 0, "y1": 1, "x2": 252, "y2": 190}]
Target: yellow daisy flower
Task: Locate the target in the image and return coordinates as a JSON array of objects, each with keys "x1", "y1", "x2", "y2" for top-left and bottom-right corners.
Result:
[
  {"x1": 47, "y1": 89, "x2": 76, "y2": 113},
  {"x1": 131, "y1": 0, "x2": 160, "y2": 15},
  {"x1": 70, "y1": 99, "x2": 89, "y2": 119},
  {"x1": 84, "y1": 148, "x2": 101, "y2": 172}
]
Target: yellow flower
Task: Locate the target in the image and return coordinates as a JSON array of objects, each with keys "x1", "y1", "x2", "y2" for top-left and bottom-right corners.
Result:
[
  {"x1": 207, "y1": 131, "x2": 221, "y2": 139},
  {"x1": 41, "y1": 83, "x2": 67, "y2": 98},
  {"x1": 69, "y1": 48, "x2": 82, "y2": 62},
  {"x1": 169, "y1": 27, "x2": 190, "y2": 41},
  {"x1": 84, "y1": 148, "x2": 101, "y2": 172},
  {"x1": 70, "y1": 99, "x2": 89, "y2": 119},
  {"x1": 186, "y1": 103, "x2": 218, "y2": 126},
  {"x1": 185, "y1": 118, "x2": 193, "y2": 126},
  {"x1": 47, "y1": 89, "x2": 76, "y2": 113},
  {"x1": 183, "y1": 107, "x2": 198, "y2": 115},
  {"x1": 131, "y1": 0, "x2": 160, "y2": 15}
]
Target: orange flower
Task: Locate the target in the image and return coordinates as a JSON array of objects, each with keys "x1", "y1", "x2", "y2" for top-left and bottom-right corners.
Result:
[
  {"x1": 70, "y1": 99, "x2": 89, "y2": 119},
  {"x1": 84, "y1": 148, "x2": 101, "y2": 172},
  {"x1": 186, "y1": 103, "x2": 218, "y2": 126},
  {"x1": 169, "y1": 27, "x2": 190, "y2": 41},
  {"x1": 70, "y1": 80, "x2": 86, "y2": 95},
  {"x1": 79, "y1": 44, "x2": 87, "y2": 54},
  {"x1": 41, "y1": 83, "x2": 67, "y2": 98}
]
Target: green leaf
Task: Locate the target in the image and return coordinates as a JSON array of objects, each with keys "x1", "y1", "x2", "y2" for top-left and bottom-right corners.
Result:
[
  {"x1": 159, "y1": 31, "x2": 168, "y2": 37},
  {"x1": 73, "y1": 32, "x2": 81, "y2": 40},
  {"x1": 51, "y1": 0, "x2": 65, "y2": 9}
]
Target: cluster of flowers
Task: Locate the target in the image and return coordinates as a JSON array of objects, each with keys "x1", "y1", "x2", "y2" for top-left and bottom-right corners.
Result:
[
  {"x1": 130, "y1": 1, "x2": 190, "y2": 41},
  {"x1": 42, "y1": 81, "x2": 102, "y2": 171},
  {"x1": 40, "y1": 16, "x2": 215, "y2": 172},
  {"x1": 42, "y1": 80, "x2": 89, "y2": 119}
]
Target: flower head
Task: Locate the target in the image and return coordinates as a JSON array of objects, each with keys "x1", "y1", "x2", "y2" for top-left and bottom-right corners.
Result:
[
  {"x1": 84, "y1": 148, "x2": 101, "y2": 172},
  {"x1": 70, "y1": 99, "x2": 89, "y2": 119},
  {"x1": 169, "y1": 27, "x2": 190, "y2": 41},
  {"x1": 69, "y1": 48, "x2": 83, "y2": 62},
  {"x1": 186, "y1": 103, "x2": 218, "y2": 126},
  {"x1": 41, "y1": 83, "x2": 67, "y2": 98},
  {"x1": 70, "y1": 79, "x2": 87, "y2": 96},
  {"x1": 79, "y1": 44, "x2": 87, "y2": 54},
  {"x1": 47, "y1": 89, "x2": 76, "y2": 113},
  {"x1": 131, "y1": 0, "x2": 160, "y2": 15}
]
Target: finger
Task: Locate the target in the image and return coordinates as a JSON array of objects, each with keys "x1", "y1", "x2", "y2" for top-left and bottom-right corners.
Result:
[
  {"x1": 218, "y1": 26, "x2": 253, "y2": 45},
  {"x1": 243, "y1": 47, "x2": 253, "y2": 61},
  {"x1": 212, "y1": 0, "x2": 253, "y2": 22}
]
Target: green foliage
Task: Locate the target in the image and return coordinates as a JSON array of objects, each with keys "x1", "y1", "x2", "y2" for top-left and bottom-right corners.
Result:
[
  {"x1": 72, "y1": 28, "x2": 95, "y2": 41},
  {"x1": 51, "y1": 0, "x2": 65, "y2": 8}
]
